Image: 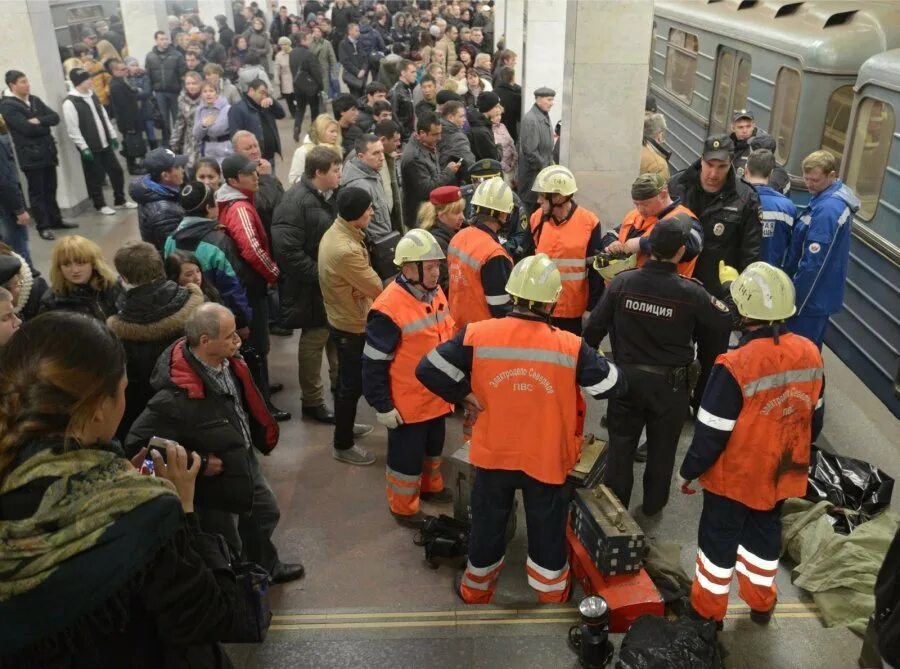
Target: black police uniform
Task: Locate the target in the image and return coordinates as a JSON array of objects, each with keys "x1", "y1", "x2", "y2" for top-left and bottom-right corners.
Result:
[
  {"x1": 584, "y1": 217, "x2": 739, "y2": 516},
  {"x1": 667, "y1": 134, "x2": 761, "y2": 415}
]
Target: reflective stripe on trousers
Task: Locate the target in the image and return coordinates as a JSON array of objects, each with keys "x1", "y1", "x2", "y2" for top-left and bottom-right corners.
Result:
[{"x1": 460, "y1": 556, "x2": 505, "y2": 604}]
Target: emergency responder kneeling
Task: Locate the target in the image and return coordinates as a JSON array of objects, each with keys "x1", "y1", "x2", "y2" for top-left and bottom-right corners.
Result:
[
  {"x1": 679, "y1": 262, "x2": 825, "y2": 628},
  {"x1": 447, "y1": 177, "x2": 515, "y2": 332},
  {"x1": 416, "y1": 254, "x2": 627, "y2": 605},
  {"x1": 363, "y1": 229, "x2": 456, "y2": 528},
  {"x1": 585, "y1": 215, "x2": 738, "y2": 520},
  {"x1": 529, "y1": 165, "x2": 604, "y2": 335}
]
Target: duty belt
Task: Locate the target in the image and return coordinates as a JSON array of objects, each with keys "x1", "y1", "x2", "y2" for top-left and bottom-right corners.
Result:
[{"x1": 622, "y1": 363, "x2": 694, "y2": 391}]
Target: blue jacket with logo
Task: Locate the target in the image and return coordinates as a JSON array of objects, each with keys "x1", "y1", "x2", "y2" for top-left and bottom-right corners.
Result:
[
  {"x1": 783, "y1": 179, "x2": 859, "y2": 316},
  {"x1": 755, "y1": 184, "x2": 797, "y2": 268}
]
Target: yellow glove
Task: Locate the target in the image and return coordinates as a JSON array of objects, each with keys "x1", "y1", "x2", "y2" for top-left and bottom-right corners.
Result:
[{"x1": 718, "y1": 260, "x2": 739, "y2": 285}]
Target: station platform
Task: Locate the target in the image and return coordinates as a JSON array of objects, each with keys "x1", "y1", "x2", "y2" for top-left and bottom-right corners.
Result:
[{"x1": 30, "y1": 117, "x2": 898, "y2": 669}]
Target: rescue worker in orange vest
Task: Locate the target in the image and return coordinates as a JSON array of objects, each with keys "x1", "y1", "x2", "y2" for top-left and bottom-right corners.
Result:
[
  {"x1": 447, "y1": 177, "x2": 514, "y2": 332},
  {"x1": 363, "y1": 229, "x2": 456, "y2": 528},
  {"x1": 679, "y1": 262, "x2": 824, "y2": 628},
  {"x1": 529, "y1": 165, "x2": 604, "y2": 335},
  {"x1": 416, "y1": 254, "x2": 627, "y2": 604},
  {"x1": 585, "y1": 215, "x2": 739, "y2": 520},
  {"x1": 601, "y1": 172, "x2": 703, "y2": 278}
]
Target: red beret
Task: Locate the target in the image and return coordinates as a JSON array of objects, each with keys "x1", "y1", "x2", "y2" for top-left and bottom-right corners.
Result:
[{"x1": 430, "y1": 185, "x2": 462, "y2": 205}]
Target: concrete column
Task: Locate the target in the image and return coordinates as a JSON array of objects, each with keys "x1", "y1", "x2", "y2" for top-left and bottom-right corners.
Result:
[
  {"x1": 560, "y1": 0, "x2": 654, "y2": 227},
  {"x1": 0, "y1": 0, "x2": 88, "y2": 213},
  {"x1": 196, "y1": 0, "x2": 234, "y2": 28},
  {"x1": 120, "y1": 0, "x2": 170, "y2": 69},
  {"x1": 522, "y1": 0, "x2": 566, "y2": 129},
  {"x1": 496, "y1": 0, "x2": 524, "y2": 85}
]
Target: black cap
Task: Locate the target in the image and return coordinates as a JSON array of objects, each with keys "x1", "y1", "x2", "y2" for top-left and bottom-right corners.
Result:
[
  {"x1": 468, "y1": 158, "x2": 502, "y2": 177},
  {"x1": 69, "y1": 68, "x2": 91, "y2": 88},
  {"x1": 732, "y1": 109, "x2": 754, "y2": 122},
  {"x1": 222, "y1": 154, "x2": 258, "y2": 180},
  {"x1": 649, "y1": 213, "x2": 694, "y2": 258},
  {"x1": 749, "y1": 133, "x2": 776, "y2": 152},
  {"x1": 477, "y1": 91, "x2": 501, "y2": 113},
  {"x1": 144, "y1": 148, "x2": 189, "y2": 178},
  {"x1": 436, "y1": 90, "x2": 461, "y2": 105},
  {"x1": 337, "y1": 187, "x2": 373, "y2": 221},
  {"x1": 702, "y1": 134, "x2": 734, "y2": 163},
  {"x1": 0, "y1": 254, "x2": 22, "y2": 285}
]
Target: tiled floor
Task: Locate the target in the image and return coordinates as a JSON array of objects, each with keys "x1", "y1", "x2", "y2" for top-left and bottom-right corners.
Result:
[{"x1": 28, "y1": 115, "x2": 896, "y2": 669}]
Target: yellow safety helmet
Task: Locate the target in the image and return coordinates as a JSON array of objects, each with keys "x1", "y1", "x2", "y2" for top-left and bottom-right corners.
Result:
[
  {"x1": 471, "y1": 176, "x2": 514, "y2": 214},
  {"x1": 729, "y1": 261, "x2": 797, "y2": 321},
  {"x1": 393, "y1": 229, "x2": 445, "y2": 266},
  {"x1": 532, "y1": 165, "x2": 577, "y2": 196},
  {"x1": 593, "y1": 254, "x2": 638, "y2": 281},
  {"x1": 505, "y1": 253, "x2": 562, "y2": 305}
]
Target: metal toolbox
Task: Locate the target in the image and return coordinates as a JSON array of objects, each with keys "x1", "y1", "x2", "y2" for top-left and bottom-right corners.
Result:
[
  {"x1": 571, "y1": 485, "x2": 644, "y2": 576},
  {"x1": 445, "y1": 442, "x2": 517, "y2": 542},
  {"x1": 567, "y1": 434, "x2": 608, "y2": 488}
]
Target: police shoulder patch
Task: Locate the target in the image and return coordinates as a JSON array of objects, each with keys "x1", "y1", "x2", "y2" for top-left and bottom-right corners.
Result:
[
  {"x1": 808, "y1": 242, "x2": 821, "y2": 254},
  {"x1": 711, "y1": 297, "x2": 729, "y2": 313}
]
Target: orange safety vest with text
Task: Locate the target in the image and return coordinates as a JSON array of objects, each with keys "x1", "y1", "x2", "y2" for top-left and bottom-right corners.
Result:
[
  {"x1": 618, "y1": 203, "x2": 698, "y2": 277},
  {"x1": 530, "y1": 206, "x2": 599, "y2": 318},
  {"x1": 447, "y1": 226, "x2": 512, "y2": 332},
  {"x1": 370, "y1": 282, "x2": 456, "y2": 423},
  {"x1": 464, "y1": 317, "x2": 585, "y2": 485},
  {"x1": 698, "y1": 333, "x2": 824, "y2": 511}
]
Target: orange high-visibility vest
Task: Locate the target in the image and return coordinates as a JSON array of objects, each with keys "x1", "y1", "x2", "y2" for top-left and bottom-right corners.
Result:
[
  {"x1": 530, "y1": 206, "x2": 599, "y2": 318},
  {"x1": 370, "y1": 282, "x2": 455, "y2": 423},
  {"x1": 699, "y1": 333, "x2": 824, "y2": 511},
  {"x1": 463, "y1": 317, "x2": 585, "y2": 485},
  {"x1": 447, "y1": 225, "x2": 511, "y2": 332},
  {"x1": 618, "y1": 203, "x2": 698, "y2": 277}
]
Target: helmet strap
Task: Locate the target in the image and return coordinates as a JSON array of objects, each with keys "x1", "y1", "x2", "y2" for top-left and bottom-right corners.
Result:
[{"x1": 550, "y1": 196, "x2": 574, "y2": 224}]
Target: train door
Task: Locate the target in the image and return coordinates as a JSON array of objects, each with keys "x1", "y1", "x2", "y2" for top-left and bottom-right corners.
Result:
[{"x1": 709, "y1": 47, "x2": 752, "y2": 135}]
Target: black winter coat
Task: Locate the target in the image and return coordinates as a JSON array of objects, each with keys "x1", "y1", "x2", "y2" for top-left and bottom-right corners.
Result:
[
  {"x1": 288, "y1": 45, "x2": 324, "y2": 96},
  {"x1": 40, "y1": 281, "x2": 124, "y2": 321},
  {"x1": 467, "y1": 108, "x2": 500, "y2": 162},
  {"x1": 145, "y1": 46, "x2": 187, "y2": 94},
  {"x1": 227, "y1": 95, "x2": 286, "y2": 159},
  {"x1": 495, "y1": 81, "x2": 522, "y2": 143},
  {"x1": 668, "y1": 160, "x2": 761, "y2": 297},
  {"x1": 126, "y1": 338, "x2": 279, "y2": 514},
  {"x1": 270, "y1": 176, "x2": 337, "y2": 329},
  {"x1": 130, "y1": 176, "x2": 186, "y2": 252},
  {"x1": 108, "y1": 77, "x2": 143, "y2": 133},
  {"x1": 429, "y1": 221, "x2": 457, "y2": 295},
  {"x1": 255, "y1": 173, "x2": 285, "y2": 239},
  {"x1": 0, "y1": 93, "x2": 60, "y2": 170},
  {"x1": 107, "y1": 281, "x2": 204, "y2": 442}
]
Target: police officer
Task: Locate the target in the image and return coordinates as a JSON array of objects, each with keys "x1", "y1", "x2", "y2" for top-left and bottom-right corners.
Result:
[
  {"x1": 363, "y1": 229, "x2": 456, "y2": 528},
  {"x1": 668, "y1": 134, "x2": 761, "y2": 415},
  {"x1": 602, "y1": 173, "x2": 703, "y2": 278},
  {"x1": 416, "y1": 254, "x2": 626, "y2": 604},
  {"x1": 783, "y1": 150, "x2": 859, "y2": 348},
  {"x1": 446, "y1": 177, "x2": 514, "y2": 332},
  {"x1": 462, "y1": 159, "x2": 532, "y2": 262},
  {"x1": 729, "y1": 109, "x2": 768, "y2": 179},
  {"x1": 585, "y1": 215, "x2": 738, "y2": 518},
  {"x1": 680, "y1": 262, "x2": 824, "y2": 627},
  {"x1": 529, "y1": 165, "x2": 604, "y2": 335}
]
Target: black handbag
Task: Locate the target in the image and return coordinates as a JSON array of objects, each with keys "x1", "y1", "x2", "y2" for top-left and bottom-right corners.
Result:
[
  {"x1": 366, "y1": 230, "x2": 401, "y2": 280},
  {"x1": 121, "y1": 131, "x2": 147, "y2": 158},
  {"x1": 341, "y1": 68, "x2": 364, "y2": 90}
]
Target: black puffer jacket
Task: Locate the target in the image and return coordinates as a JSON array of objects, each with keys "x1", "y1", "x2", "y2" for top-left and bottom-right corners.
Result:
[
  {"x1": 667, "y1": 160, "x2": 761, "y2": 297},
  {"x1": 145, "y1": 46, "x2": 187, "y2": 94},
  {"x1": 467, "y1": 108, "x2": 499, "y2": 162},
  {"x1": 270, "y1": 176, "x2": 337, "y2": 329},
  {"x1": 0, "y1": 92, "x2": 60, "y2": 170},
  {"x1": 125, "y1": 338, "x2": 279, "y2": 514},
  {"x1": 107, "y1": 281, "x2": 204, "y2": 442},
  {"x1": 130, "y1": 176, "x2": 186, "y2": 253},
  {"x1": 429, "y1": 221, "x2": 457, "y2": 295},
  {"x1": 40, "y1": 281, "x2": 124, "y2": 320}
]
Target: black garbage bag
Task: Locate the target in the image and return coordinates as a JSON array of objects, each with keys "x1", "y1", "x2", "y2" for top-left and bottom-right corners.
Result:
[
  {"x1": 805, "y1": 446, "x2": 894, "y2": 534},
  {"x1": 615, "y1": 615, "x2": 723, "y2": 669}
]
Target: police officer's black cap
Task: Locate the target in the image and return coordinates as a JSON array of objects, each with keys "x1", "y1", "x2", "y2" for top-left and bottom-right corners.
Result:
[
  {"x1": 649, "y1": 213, "x2": 693, "y2": 258},
  {"x1": 468, "y1": 158, "x2": 502, "y2": 177},
  {"x1": 732, "y1": 109, "x2": 754, "y2": 122},
  {"x1": 702, "y1": 134, "x2": 734, "y2": 163}
]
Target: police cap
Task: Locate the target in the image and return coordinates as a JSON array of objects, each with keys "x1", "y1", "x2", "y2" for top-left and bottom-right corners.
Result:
[
  {"x1": 702, "y1": 134, "x2": 734, "y2": 163},
  {"x1": 732, "y1": 109, "x2": 754, "y2": 123},
  {"x1": 649, "y1": 213, "x2": 693, "y2": 258},
  {"x1": 468, "y1": 159, "x2": 502, "y2": 178}
]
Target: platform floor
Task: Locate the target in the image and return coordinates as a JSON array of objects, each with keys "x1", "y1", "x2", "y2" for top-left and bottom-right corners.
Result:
[{"x1": 29, "y1": 116, "x2": 898, "y2": 669}]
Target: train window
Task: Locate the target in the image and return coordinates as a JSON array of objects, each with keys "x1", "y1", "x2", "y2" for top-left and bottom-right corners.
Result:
[
  {"x1": 845, "y1": 98, "x2": 895, "y2": 222},
  {"x1": 710, "y1": 48, "x2": 752, "y2": 135},
  {"x1": 821, "y1": 85, "x2": 854, "y2": 166},
  {"x1": 770, "y1": 68, "x2": 801, "y2": 163},
  {"x1": 665, "y1": 28, "x2": 698, "y2": 104}
]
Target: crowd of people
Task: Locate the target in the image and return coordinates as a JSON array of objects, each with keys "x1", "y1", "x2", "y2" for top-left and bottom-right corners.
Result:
[{"x1": 0, "y1": 2, "x2": 897, "y2": 669}]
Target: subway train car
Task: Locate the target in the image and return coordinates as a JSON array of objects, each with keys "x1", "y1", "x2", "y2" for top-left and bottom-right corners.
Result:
[{"x1": 650, "y1": 0, "x2": 900, "y2": 416}]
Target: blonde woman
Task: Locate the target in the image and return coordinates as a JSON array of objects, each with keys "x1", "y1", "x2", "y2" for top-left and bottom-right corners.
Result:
[
  {"x1": 418, "y1": 185, "x2": 465, "y2": 295},
  {"x1": 273, "y1": 37, "x2": 296, "y2": 119},
  {"x1": 39, "y1": 235, "x2": 123, "y2": 319},
  {"x1": 288, "y1": 114, "x2": 342, "y2": 185}
]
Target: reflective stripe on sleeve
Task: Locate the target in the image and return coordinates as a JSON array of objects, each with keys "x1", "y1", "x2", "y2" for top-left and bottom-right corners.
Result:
[
  {"x1": 581, "y1": 364, "x2": 620, "y2": 396},
  {"x1": 426, "y1": 349, "x2": 466, "y2": 382},
  {"x1": 696, "y1": 406, "x2": 736, "y2": 431},
  {"x1": 363, "y1": 342, "x2": 394, "y2": 361},
  {"x1": 485, "y1": 293, "x2": 511, "y2": 305}
]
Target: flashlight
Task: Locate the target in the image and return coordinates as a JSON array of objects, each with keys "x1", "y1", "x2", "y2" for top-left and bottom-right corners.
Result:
[{"x1": 567, "y1": 595, "x2": 614, "y2": 668}]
